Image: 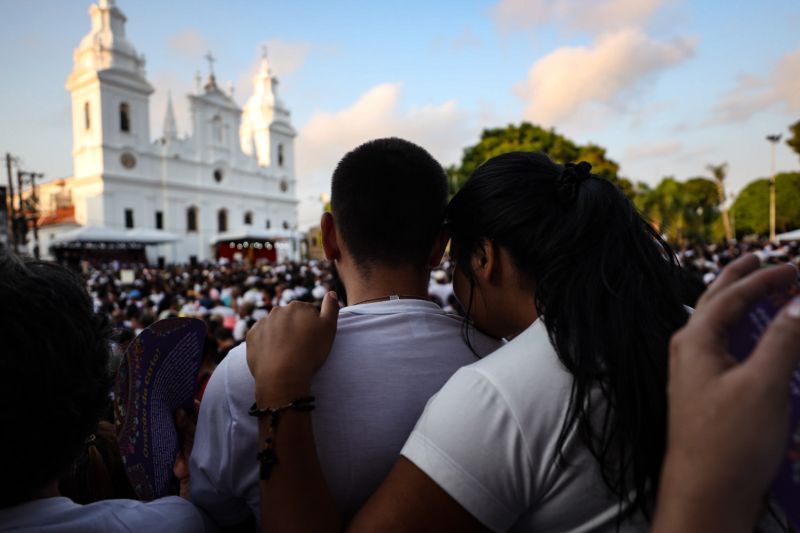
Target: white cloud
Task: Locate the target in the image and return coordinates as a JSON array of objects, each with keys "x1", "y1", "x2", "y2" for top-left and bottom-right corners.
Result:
[
  {"x1": 167, "y1": 29, "x2": 209, "y2": 59},
  {"x1": 708, "y1": 48, "x2": 800, "y2": 125},
  {"x1": 492, "y1": 0, "x2": 670, "y2": 35},
  {"x1": 517, "y1": 29, "x2": 695, "y2": 127},
  {"x1": 625, "y1": 140, "x2": 682, "y2": 160},
  {"x1": 294, "y1": 83, "x2": 471, "y2": 227}
]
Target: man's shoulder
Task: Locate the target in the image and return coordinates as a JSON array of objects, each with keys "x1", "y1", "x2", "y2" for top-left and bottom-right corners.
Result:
[
  {"x1": 0, "y1": 496, "x2": 208, "y2": 532},
  {"x1": 91, "y1": 497, "x2": 209, "y2": 531},
  {"x1": 339, "y1": 304, "x2": 500, "y2": 353},
  {"x1": 202, "y1": 342, "x2": 254, "y2": 411},
  {"x1": 216, "y1": 342, "x2": 249, "y2": 375}
]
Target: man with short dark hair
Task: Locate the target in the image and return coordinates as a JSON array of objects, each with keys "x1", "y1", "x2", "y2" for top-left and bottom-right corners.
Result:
[
  {"x1": 0, "y1": 253, "x2": 211, "y2": 531},
  {"x1": 189, "y1": 138, "x2": 501, "y2": 527}
]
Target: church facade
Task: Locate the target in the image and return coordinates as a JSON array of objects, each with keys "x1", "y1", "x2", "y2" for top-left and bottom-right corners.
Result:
[{"x1": 36, "y1": 0, "x2": 299, "y2": 264}]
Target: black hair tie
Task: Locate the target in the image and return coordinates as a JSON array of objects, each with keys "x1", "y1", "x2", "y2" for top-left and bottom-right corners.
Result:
[{"x1": 555, "y1": 161, "x2": 592, "y2": 204}]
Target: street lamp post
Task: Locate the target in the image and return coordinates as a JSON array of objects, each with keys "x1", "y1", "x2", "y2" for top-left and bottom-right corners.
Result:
[{"x1": 766, "y1": 134, "x2": 782, "y2": 242}]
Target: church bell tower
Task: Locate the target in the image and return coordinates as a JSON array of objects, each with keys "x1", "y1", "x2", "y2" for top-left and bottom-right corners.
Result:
[
  {"x1": 240, "y1": 47, "x2": 296, "y2": 174},
  {"x1": 66, "y1": 0, "x2": 153, "y2": 179}
]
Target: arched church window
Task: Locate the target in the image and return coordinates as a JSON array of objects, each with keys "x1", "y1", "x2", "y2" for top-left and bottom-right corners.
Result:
[
  {"x1": 278, "y1": 144, "x2": 285, "y2": 167},
  {"x1": 186, "y1": 206, "x2": 198, "y2": 233},
  {"x1": 265, "y1": 219, "x2": 271, "y2": 229},
  {"x1": 120, "y1": 102, "x2": 131, "y2": 132},
  {"x1": 213, "y1": 169, "x2": 224, "y2": 183},
  {"x1": 212, "y1": 115, "x2": 222, "y2": 143},
  {"x1": 84, "y1": 102, "x2": 90, "y2": 130},
  {"x1": 282, "y1": 221, "x2": 290, "y2": 230},
  {"x1": 217, "y1": 208, "x2": 228, "y2": 233},
  {"x1": 244, "y1": 211, "x2": 253, "y2": 225}
]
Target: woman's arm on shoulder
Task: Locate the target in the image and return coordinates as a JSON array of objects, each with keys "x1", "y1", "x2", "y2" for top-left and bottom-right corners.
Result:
[{"x1": 348, "y1": 457, "x2": 489, "y2": 533}]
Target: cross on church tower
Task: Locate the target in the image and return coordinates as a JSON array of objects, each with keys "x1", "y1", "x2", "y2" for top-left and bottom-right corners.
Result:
[
  {"x1": 203, "y1": 51, "x2": 219, "y2": 91},
  {"x1": 204, "y1": 51, "x2": 216, "y2": 76}
]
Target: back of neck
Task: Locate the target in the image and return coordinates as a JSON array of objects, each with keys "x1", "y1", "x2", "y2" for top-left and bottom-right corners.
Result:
[{"x1": 340, "y1": 263, "x2": 430, "y2": 306}]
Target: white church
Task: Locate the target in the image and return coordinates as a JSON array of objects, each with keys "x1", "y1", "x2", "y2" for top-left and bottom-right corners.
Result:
[{"x1": 35, "y1": 0, "x2": 300, "y2": 265}]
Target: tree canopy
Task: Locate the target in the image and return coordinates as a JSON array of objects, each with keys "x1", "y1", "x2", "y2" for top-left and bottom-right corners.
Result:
[
  {"x1": 447, "y1": 122, "x2": 630, "y2": 195},
  {"x1": 731, "y1": 172, "x2": 800, "y2": 235},
  {"x1": 447, "y1": 120, "x2": 800, "y2": 243},
  {"x1": 634, "y1": 177, "x2": 723, "y2": 243},
  {"x1": 788, "y1": 120, "x2": 800, "y2": 162}
]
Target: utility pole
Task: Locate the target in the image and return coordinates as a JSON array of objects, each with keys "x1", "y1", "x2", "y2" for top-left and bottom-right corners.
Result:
[
  {"x1": 766, "y1": 134, "x2": 782, "y2": 242},
  {"x1": 16, "y1": 169, "x2": 27, "y2": 252},
  {"x1": 5, "y1": 153, "x2": 16, "y2": 250},
  {"x1": 0, "y1": 185, "x2": 7, "y2": 250},
  {"x1": 30, "y1": 172, "x2": 41, "y2": 259},
  {"x1": 14, "y1": 170, "x2": 43, "y2": 258}
]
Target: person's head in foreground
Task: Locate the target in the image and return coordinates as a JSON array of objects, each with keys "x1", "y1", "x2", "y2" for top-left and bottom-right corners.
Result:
[
  {"x1": 0, "y1": 252, "x2": 110, "y2": 507},
  {"x1": 323, "y1": 137, "x2": 448, "y2": 295},
  {"x1": 446, "y1": 151, "x2": 689, "y2": 518}
]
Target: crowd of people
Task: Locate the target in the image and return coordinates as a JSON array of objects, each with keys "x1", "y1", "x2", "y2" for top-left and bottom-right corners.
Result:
[
  {"x1": 1, "y1": 137, "x2": 799, "y2": 533},
  {"x1": 677, "y1": 240, "x2": 799, "y2": 285},
  {"x1": 79, "y1": 259, "x2": 463, "y2": 371},
  {"x1": 73, "y1": 238, "x2": 800, "y2": 378}
]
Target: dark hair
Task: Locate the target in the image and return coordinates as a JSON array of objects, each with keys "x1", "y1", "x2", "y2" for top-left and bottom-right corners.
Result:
[
  {"x1": 58, "y1": 420, "x2": 136, "y2": 504},
  {"x1": 0, "y1": 253, "x2": 111, "y2": 507},
  {"x1": 331, "y1": 137, "x2": 448, "y2": 272},
  {"x1": 447, "y1": 152, "x2": 688, "y2": 520}
]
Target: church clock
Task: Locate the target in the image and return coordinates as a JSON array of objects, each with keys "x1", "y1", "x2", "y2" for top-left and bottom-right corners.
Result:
[{"x1": 120, "y1": 152, "x2": 137, "y2": 169}]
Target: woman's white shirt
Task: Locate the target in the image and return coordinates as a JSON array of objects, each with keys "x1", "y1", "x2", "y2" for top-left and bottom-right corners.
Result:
[{"x1": 400, "y1": 319, "x2": 647, "y2": 533}]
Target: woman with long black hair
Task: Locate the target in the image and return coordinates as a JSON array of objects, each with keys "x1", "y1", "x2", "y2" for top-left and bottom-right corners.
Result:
[{"x1": 246, "y1": 151, "x2": 691, "y2": 531}]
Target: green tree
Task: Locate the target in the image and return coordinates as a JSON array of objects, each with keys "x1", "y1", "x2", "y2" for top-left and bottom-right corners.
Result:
[
  {"x1": 682, "y1": 177, "x2": 724, "y2": 243},
  {"x1": 731, "y1": 172, "x2": 800, "y2": 236},
  {"x1": 633, "y1": 177, "x2": 723, "y2": 244},
  {"x1": 705, "y1": 163, "x2": 733, "y2": 242},
  {"x1": 651, "y1": 177, "x2": 686, "y2": 243},
  {"x1": 788, "y1": 120, "x2": 800, "y2": 161},
  {"x1": 448, "y1": 122, "x2": 625, "y2": 195},
  {"x1": 633, "y1": 182, "x2": 658, "y2": 221}
]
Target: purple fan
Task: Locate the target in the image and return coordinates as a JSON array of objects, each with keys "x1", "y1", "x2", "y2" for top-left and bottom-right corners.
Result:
[
  {"x1": 113, "y1": 318, "x2": 207, "y2": 501},
  {"x1": 729, "y1": 283, "x2": 800, "y2": 529}
]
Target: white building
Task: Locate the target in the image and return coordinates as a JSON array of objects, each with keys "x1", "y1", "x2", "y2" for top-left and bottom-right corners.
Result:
[{"x1": 35, "y1": 0, "x2": 299, "y2": 264}]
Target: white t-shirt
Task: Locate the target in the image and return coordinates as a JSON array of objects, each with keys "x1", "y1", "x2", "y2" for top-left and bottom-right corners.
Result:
[
  {"x1": 190, "y1": 299, "x2": 501, "y2": 526},
  {"x1": 401, "y1": 319, "x2": 648, "y2": 533},
  {"x1": 0, "y1": 496, "x2": 212, "y2": 532}
]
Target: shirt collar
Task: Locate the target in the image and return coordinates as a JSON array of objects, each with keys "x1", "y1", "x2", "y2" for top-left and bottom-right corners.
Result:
[{"x1": 341, "y1": 298, "x2": 446, "y2": 315}]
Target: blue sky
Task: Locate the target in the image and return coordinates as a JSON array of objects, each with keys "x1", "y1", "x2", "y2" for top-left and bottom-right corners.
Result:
[{"x1": 1, "y1": 0, "x2": 798, "y2": 226}]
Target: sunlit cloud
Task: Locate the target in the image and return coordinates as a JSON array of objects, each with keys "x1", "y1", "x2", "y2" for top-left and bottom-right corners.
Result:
[
  {"x1": 294, "y1": 83, "x2": 472, "y2": 226},
  {"x1": 517, "y1": 29, "x2": 695, "y2": 127}
]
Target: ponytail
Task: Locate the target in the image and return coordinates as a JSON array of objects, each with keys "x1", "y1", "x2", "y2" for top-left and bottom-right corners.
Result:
[{"x1": 84, "y1": 434, "x2": 113, "y2": 502}]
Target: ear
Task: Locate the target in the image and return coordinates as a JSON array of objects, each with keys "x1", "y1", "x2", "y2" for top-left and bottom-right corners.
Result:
[
  {"x1": 427, "y1": 227, "x2": 450, "y2": 268},
  {"x1": 320, "y1": 212, "x2": 340, "y2": 261},
  {"x1": 471, "y1": 239, "x2": 498, "y2": 285}
]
